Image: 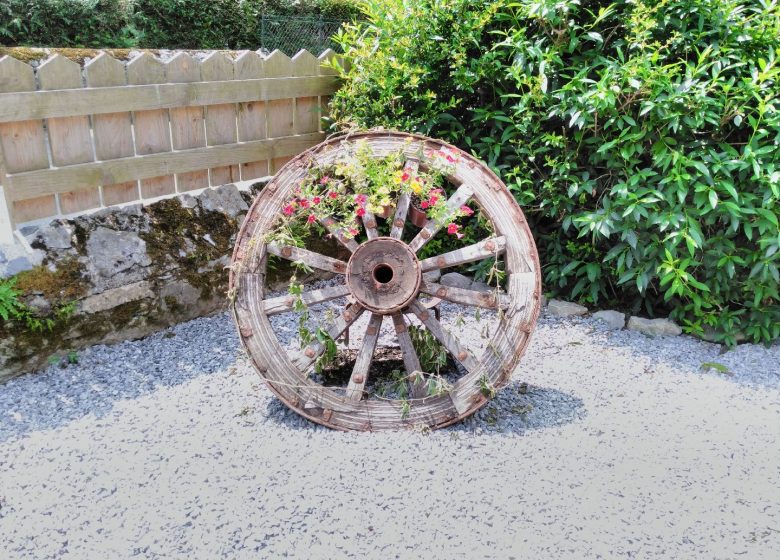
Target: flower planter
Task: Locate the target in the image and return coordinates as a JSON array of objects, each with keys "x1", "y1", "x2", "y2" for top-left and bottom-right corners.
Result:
[
  {"x1": 408, "y1": 204, "x2": 428, "y2": 228},
  {"x1": 377, "y1": 204, "x2": 395, "y2": 219}
]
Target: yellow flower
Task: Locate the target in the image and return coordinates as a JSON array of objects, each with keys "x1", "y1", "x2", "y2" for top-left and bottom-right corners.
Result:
[{"x1": 410, "y1": 180, "x2": 423, "y2": 194}]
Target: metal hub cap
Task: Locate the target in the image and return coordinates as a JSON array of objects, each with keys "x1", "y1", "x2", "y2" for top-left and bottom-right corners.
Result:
[{"x1": 345, "y1": 237, "x2": 421, "y2": 314}]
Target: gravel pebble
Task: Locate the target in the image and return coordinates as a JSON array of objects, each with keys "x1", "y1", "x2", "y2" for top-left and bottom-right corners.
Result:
[{"x1": 1, "y1": 303, "x2": 779, "y2": 559}]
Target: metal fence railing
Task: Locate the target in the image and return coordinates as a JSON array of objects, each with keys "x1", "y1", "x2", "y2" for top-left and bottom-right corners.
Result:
[{"x1": 259, "y1": 17, "x2": 345, "y2": 55}]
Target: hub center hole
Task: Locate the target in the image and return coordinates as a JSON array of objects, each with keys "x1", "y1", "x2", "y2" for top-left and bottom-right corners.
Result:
[{"x1": 373, "y1": 264, "x2": 394, "y2": 284}]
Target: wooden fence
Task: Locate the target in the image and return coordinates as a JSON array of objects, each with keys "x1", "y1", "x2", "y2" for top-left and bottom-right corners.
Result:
[{"x1": 0, "y1": 49, "x2": 340, "y2": 245}]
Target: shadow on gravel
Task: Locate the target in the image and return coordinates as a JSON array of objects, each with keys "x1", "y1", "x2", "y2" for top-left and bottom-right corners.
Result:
[
  {"x1": 262, "y1": 379, "x2": 586, "y2": 435},
  {"x1": 571, "y1": 318, "x2": 780, "y2": 390},
  {"x1": 0, "y1": 315, "x2": 240, "y2": 444}
]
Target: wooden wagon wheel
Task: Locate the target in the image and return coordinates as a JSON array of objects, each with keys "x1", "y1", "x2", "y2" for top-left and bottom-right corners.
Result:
[{"x1": 230, "y1": 131, "x2": 541, "y2": 431}]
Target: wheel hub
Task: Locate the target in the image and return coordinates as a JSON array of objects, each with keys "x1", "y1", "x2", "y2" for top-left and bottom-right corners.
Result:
[{"x1": 346, "y1": 237, "x2": 421, "y2": 314}]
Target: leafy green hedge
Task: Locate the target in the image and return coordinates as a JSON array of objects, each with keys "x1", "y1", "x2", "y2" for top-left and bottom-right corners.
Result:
[
  {"x1": 330, "y1": 0, "x2": 780, "y2": 344},
  {"x1": 0, "y1": 0, "x2": 360, "y2": 49}
]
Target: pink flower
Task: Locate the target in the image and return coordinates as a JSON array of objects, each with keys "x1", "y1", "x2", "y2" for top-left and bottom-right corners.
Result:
[
  {"x1": 421, "y1": 200, "x2": 429, "y2": 209},
  {"x1": 354, "y1": 193, "x2": 368, "y2": 206},
  {"x1": 447, "y1": 223, "x2": 459, "y2": 235},
  {"x1": 356, "y1": 207, "x2": 366, "y2": 217},
  {"x1": 431, "y1": 188, "x2": 443, "y2": 195},
  {"x1": 460, "y1": 205, "x2": 474, "y2": 216},
  {"x1": 312, "y1": 196, "x2": 321, "y2": 205},
  {"x1": 307, "y1": 214, "x2": 317, "y2": 224},
  {"x1": 320, "y1": 176, "x2": 330, "y2": 185},
  {"x1": 429, "y1": 195, "x2": 439, "y2": 205},
  {"x1": 328, "y1": 191, "x2": 338, "y2": 199},
  {"x1": 446, "y1": 154, "x2": 456, "y2": 163},
  {"x1": 283, "y1": 205, "x2": 295, "y2": 216},
  {"x1": 298, "y1": 198, "x2": 310, "y2": 209},
  {"x1": 348, "y1": 227, "x2": 359, "y2": 237}
]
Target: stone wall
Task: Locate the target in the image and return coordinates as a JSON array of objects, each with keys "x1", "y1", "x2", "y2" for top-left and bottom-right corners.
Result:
[{"x1": 1, "y1": 181, "x2": 292, "y2": 382}]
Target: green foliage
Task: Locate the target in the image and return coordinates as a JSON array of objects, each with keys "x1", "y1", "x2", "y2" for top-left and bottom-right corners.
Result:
[
  {"x1": 0, "y1": 277, "x2": 75, "y2": 332},
  {"x1": 0, "y1": 0, "x2": 360, "y2": 49},
  {"x1": 331, "y1": 0, "x2": 780, "y2": 344},
  {"x1": 408, "y1": 325, "x2": 448, "y2": 374},
  {"x1": 0, "y1": 278, "x2": 23, "y2": 321}
]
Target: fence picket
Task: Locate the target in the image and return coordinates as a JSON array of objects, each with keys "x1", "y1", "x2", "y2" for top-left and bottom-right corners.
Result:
[
  {"x1": 38, "y1": 54, "x2": 99, "y2": 214},
  {"x1": 201, "y1": 52, "x2": 239, "y2": 187},
  {"x1": 235, "y1": 51, "x2": 269, "y2": 181},
  {"x1": 85, "y1": 52, "x2": 139, "y2": 206},
  {"x1": 264, "y1": 50, "x2": 295, "y2": 173},
  {"x1": 127, "y1": 52, "x2": 175, "y2": 198},
  {"x1": 293, "y1": 50, "x2": 320, "y2": 136},
  {"x1": 166, "y1": 53, "x2": 208, "y2": 192},
  {"x1": 0, "y1": 56, "x2": 54, "y2": 224}
]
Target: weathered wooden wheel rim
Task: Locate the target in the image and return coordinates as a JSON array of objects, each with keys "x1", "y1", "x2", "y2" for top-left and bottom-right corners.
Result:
[{"x1": 230, "y1": 131, "x2": 542, "y2": 431}]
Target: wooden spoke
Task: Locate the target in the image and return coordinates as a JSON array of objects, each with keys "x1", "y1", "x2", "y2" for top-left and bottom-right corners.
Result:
[
  {"x1": 262, "y1": 283, "x2": 350, "y2": 315},
  {"x1": 267, "y1": 242, "x2": 348, "y2": 274},
  {"x1": 291, "y1": 303, "x2": 365, "y2": 371},
  {"x1": 420, "y1": 280, "x2": 509, "y2": 310},
  {"x1": 390, "y1": 159, "x2": 419, "y2": 239},
  {"x1": 408, "y1": 300, "x2": 480, "y2": 373},
  {"x1": 408, "y1": 183, "x2": 474, "y2": 253},
  {"x1": 391, "y1": 313, "x2": 427, "y2": 399},
  {"x1": 319, "y1": 215, "x2": 360, "y2": 252},
  {"x1": 361, "y1": 209, "x2": 379, "y2": 240},
  {"x1": 345, "y1": 314, "x2": 383, "y2": 401},
  {"x1": 419, "y1": 236, "x2": 506, "y2": 272}
]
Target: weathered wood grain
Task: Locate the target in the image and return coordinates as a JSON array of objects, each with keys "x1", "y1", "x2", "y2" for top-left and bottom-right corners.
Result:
[
  {"x1": 6, "y1": 133, "x2": 325, "y2": 201},
  {"x1": 262, "y1": 283, "x2": 349, "y2": 315},
  {"x1": 419, "y1": 236, "x2": 506, "y2": 272},
  {"x1": 0, "y1": 75, "x2": 340, "y2": 123},
  {"x1": 345, "y1": 313, "x2": 383, "y2": 401},
  {"x1": 266, "y1": 242, "x2": 348, "y2": 274}
]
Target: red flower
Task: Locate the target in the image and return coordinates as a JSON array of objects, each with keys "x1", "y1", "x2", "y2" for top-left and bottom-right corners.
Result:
[
  {"x1": 312, "y1": 196, "x2": 321, "y2": 205},
  {"x1": 298, "y1": 198, "x2": 310, "y2": 209},
  {"x1": 307, "y1": 214, "x2": 317, "y2": 224},
  {"x1": 348, "y1": 227, "x2": 359, "y2": 237},
  {"x1": 429, "y1": 195, "x2": 439, "y2": 204},
  {"x1": 356, "y1": 207, "x2": 366, "y2": 217},
  {"x1": 447, "y1": 223, "x2": 459, "y2": 235},
  {"x1": 446, "y1": 155, "x2": 456, "y2": 163},
  {"x1": 421, "y1": 200, "x2": 429, "y2": 209},
  {"x1": 460, "y1": 205, "x2": 474, "y2": 216},
  {"x1": 354, "y1": 193, "x2": 368, "y2": 206},
  {"x1": 328, "y1": 191, "x2": 338, "y2": 199},
  {"x1": 401, "y1": 172, "x2": 410, "y2": 181},
  {"x1": 283, "y1": 205, "x2": 295, "y2": 216}
]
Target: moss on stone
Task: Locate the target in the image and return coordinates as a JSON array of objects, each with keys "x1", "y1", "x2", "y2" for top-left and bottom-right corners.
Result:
[{"x1": 13, "y1": 258, "x2": 87, "y2": 305}]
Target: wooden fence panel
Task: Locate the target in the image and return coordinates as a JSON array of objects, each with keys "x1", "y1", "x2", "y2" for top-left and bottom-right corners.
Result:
[
  {"x1": 84, "y1": 52, "x2": 139, "y2": 206},
  {"x1": 0, "y1": 49, "x2": 335, "y2": 231},
  {"x1": 201, "y1": 52, "x2": 239, "y2": 187},
  {"x1": 235, "y1": 51, "x2": 269, "y2": 181},
  {"x1": 127, "y1": 52, "x2": 176, "y2": 199},
  {"x1": 0, "y1": 56, "x2": 55, "y2": 223}
]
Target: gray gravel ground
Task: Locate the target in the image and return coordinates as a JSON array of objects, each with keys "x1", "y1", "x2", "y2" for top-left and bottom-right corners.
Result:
[{"x1": 1, "y1": 305, "x2": 779, "y2": 559}]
